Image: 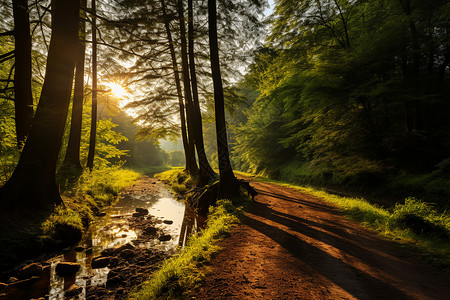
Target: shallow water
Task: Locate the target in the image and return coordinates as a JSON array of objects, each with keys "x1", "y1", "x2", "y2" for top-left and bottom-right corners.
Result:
[{"x1": 2, "y1": 179, "x2": 201, "y2": 300}]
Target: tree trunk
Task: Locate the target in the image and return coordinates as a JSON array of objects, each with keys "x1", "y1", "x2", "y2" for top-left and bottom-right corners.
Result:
[
  {"x1": 177, "y1": 0, "x2": 198, "y2": 175},
  {"x1": 188, "y1": 0, "x2": 215, "y2": 186},
  {"x1": 86, "y1": 0, "x2": 97, "y2": 171},
  {"x1": 160, "y1": 0, "x2": 193, "y2": 174},
  {"x1": 12, "y1": 0, "x2": 34, "y2": 147},
  {"x1": 0, "y1": 0, "x2": 79, "y2": 211},
  {"x1": 208, "y1": 0, "x2": 238, "y2": 198},
  {"x1": 62, "y1": 0, "x2": 87, "y2": 173}
]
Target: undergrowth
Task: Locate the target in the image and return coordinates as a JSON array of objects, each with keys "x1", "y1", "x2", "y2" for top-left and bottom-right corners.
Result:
[{"x1": 129, "y1": 199, "x2": 240, "y2": 299}]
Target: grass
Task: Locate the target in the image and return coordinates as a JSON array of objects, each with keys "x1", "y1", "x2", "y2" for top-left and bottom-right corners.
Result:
[
  {"x1": 155, "y1": 168, "x2": 195, "y2": 195},
  {"x1": 129, "y1": 200, "x2": 240, "y2": 299},
  {"x1": 67, "y1": 166, "x2": 141, "y2": 206},
  {"x1": 235, "y1": 170, "x2": 450, "y2": 272},
  {"x1": 127, "y1": 165, "x2": 171, "y2": 176}
]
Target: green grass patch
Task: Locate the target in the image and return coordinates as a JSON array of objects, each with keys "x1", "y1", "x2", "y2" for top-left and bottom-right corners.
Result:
[
  {"x1": 128, "y1": 165, "x2": 171, "y2": 176},
  {"x1": 128, "y1": 199, "x2": 241, "y2": 299},
  {"x1": 155, "y1": 168, "x2": 196, "y2": 195},
  {"x1": 236, "y1": 171, "x2": 450, "y2": 272},
  {"x1": 67, "y1": 166, "x2": 141, "y2": 207}
]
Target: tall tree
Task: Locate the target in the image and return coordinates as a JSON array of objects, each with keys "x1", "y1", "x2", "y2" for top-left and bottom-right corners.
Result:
[
  {"x1": 188, "y1": 0, "x2": 215, "y2": 185},
  {"x1": 208, "y1": 0, "x2": 238, "y2": 197},
  {"x1": 177, "y1": 0, "x2": 198, "y2": 175},
  {"x1": 62, "y1": 0, "x2": 87, "y2": 173},
  {"x1": 160, "y1": 0, "x2": 193, "y2": 173},
  {"x1": 87, "y1": 0, "x2": 97, "y2": 170},
  {"x1": 0, "y1": 0, "x2": 80, "y2": 210},
  {"x1": 12, "y1": 0, "x2": 34, "y2": 147}
]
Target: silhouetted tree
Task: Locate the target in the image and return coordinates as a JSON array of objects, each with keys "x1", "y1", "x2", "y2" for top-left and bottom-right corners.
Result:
[
  {"x1": 177, "y1": 0, "x2": 198, "y2": 175},
  {"x1": 208, "y1": 0, "x2": 238, "y2": 197},
  {"x1": 87, "y1": 0, "x2": 98, "y2": 170},
  {"x1": 0, "y1": 0, "x2": 80, "y2": 210},
  {"x1": 160, "y1": 0, "x2": 193, "y2": 173},
  {"x1": 62, "y1": 0, "x2": 87, "y2": 173},
  {"x1": 188, "y1": 0, "x2": 215, "y2": 185},
  {"x1": 12, "y1": 0, "x2": 34, "y2": 147}
]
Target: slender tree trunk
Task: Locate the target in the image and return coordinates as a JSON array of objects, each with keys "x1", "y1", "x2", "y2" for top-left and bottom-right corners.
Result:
[
  {"x1": 188, "y1": 0, "x2": 215, "y2": 185},
  {"x1": 177, "y1": 0, "x2": 198, "y2": 175},
  {"x1": 160, "y1": 0, "x2": 193, "y2": 174},
  {"x1": 333, "y1": 0, "x2": 350, "y2": 48},
  {"x1": 62, "y1": 0, "x2": 87, "y2": 173},
  {"x1": 208, "y1": 0, "x2": 238, "y2": 197},
  {"x1": 86, "y1": 0, "x2": 97, "y2": 171},
  {"x1": 12, "y1": 0, "x2": 34, "y2": 147},
  {"x1": 0, "y1": 0, "x2": 79, "y2": 210}
]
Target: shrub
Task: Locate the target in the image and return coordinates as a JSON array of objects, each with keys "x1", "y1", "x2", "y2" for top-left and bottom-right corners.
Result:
[{"x1": 388, "y1": 198, "x2": 449, "y2": 239}]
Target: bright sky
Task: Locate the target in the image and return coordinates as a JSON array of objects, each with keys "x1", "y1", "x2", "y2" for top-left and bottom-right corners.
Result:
[{"x1": 265, "y1": 0, "x2": 274, "y2": 17}]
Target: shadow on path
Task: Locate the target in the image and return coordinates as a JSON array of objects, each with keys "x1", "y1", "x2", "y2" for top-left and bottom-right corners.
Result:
[{"x1": 245, "y1": 183, "x2": 450, "y2": 300}]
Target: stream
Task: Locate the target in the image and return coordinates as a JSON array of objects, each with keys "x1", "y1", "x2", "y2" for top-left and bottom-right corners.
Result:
[{"x1": 0, "y1": 176, "x2": 202, "y2": 300}]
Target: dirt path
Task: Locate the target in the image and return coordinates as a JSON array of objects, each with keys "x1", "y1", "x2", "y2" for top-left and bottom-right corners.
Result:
[{"x1": 192, "y1": 180, "x2": 450, "y2": 299}]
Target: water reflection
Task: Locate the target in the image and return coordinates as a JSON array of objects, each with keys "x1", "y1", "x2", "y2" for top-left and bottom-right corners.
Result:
[
  {"x1": 179, "y1": 205, "x2": 206, "y2": 248},
  {"x1": 2, "y1": 180, "x2": 204, "y2": 299}
]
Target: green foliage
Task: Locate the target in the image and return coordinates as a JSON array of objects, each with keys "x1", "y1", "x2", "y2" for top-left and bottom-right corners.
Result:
[
  {"x1": 232, "y1": 0, "x2": 450, "y2": 198},
  {"x1": 167, "y1": 150, "x2": 185, "y2": 167},
  {"x1": 76, "y1": 101, "x2": 129, "y2": 168},
  {"x1": 129, "y1": 199, "x2": 240, "y2": 299}
]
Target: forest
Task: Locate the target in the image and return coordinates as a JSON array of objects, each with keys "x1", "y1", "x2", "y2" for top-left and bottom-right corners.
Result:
[{"x1": 1, "y1": 0, "x2": 450, "y2": 299}]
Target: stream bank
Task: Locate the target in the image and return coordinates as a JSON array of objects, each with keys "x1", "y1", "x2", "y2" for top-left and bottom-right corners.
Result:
[{"x1": 0, "y1": 175, "x2": 201, "y2": 299}]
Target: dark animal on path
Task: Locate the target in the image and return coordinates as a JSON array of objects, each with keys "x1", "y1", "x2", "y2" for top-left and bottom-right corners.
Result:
[{"x1": 239, "y1": 180, "x2": 258, "y2": 200}]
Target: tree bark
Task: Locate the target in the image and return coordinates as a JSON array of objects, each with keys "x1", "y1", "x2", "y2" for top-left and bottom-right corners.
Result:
[
  {"x1": 208, "y1": 0, "x2": 238, "y2": 198},
  {"x1": 161, "y1": 0, "x2": 193, "y2": 174},
  {"x1": 12, "y1": 0, "x2": 34, "y2": 147},
  {"x1": 177, "y1": 0, "x2": 198, "y2": 175},
  {"x1": 0, "y1": 0, "x2": 79, "y2": 210},
  {"x1": 86, "y1": 0, "x2": 97, "y2": 171},
  {"x1": 62, "y1": 0, "x2": 87, "y2": 173},
  {"x1": 188, "y1": 0, "x2": 216, "y2": 185}
]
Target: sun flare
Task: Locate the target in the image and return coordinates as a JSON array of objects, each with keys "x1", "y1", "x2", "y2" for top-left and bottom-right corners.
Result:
[{"x1": 106, "y1": 82, "x2": 128, "y2": 99}]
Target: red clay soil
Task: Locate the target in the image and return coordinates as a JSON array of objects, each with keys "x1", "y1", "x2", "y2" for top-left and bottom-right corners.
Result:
[{"x1": 192, "y1": 180, "x2": 450, "y2": 299}]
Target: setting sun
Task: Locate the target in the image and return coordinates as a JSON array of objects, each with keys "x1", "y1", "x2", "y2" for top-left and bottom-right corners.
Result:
[{"x1": 106, "y1": 82, "x2": 128, "y2": 99}]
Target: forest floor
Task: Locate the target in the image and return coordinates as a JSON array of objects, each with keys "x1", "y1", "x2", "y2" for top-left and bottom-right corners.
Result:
[{"x1": 191, "y1": 179, "x2": 450, "y2": 299}]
